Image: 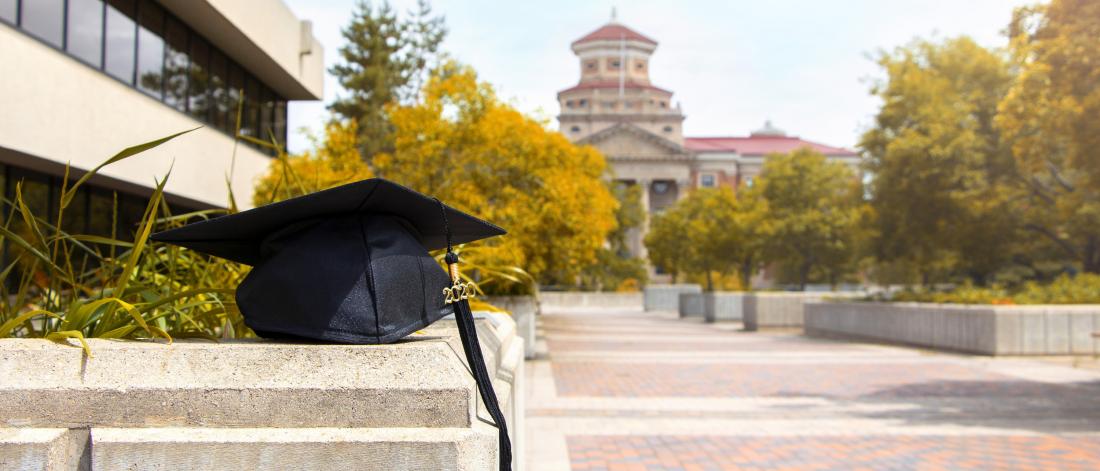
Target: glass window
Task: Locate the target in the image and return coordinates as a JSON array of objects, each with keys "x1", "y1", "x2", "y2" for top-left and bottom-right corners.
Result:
[
  {"x1": 1, "y1": 0, "x2": 17, "y2": 24},
  {"x1": 226, "y1": 62, "x2": 243, "y2": 133},
  {"x1": 104, "y1": 0, "x2": 136, "y2": 83},
  {"x1": 209, "y1": 48, "x2": 228, "y2": 131},
  {"x1": 242, "y1": 74, "x2": 259, "y2": 139},
  {"x1": 274, "y1": 100, "x2": 287, "y2": 149},
  {"x1": 66, "y1": 0, "x2": 105, "y2": 67},
  {"x1": 22, "y1": 0, "x2": 65, "y2": 47},
  {"x1": 162, "y1": 15, "x2": 188, "y2": 111},
  {"x1": 88, "y1": 188, "x2": 116, "y2": 238},
  {"x1": 259, "y1": 86, "x2": 275, "y2": 143},
  {"x1": 61, "y1": 187, "x2": 89, "y2": 235},
  {"x1": 188, "y1": 36, "x2": 210, "y2": 121},
  {"x1": 700, "y1": 174, "x2": 717, "y2": 188},
  {"x1": 136, "y1": 0, "x2": 164, "y2": 98}
]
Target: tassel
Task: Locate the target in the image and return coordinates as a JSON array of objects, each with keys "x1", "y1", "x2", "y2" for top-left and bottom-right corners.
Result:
[{"x1": 436, "y1": 199, "x2": 512, "y2": 471}]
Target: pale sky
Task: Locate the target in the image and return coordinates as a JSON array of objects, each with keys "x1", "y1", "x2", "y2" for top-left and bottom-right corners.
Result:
[{"x1": 282, "y1": 0, "x2": 1034, "y2": 154}]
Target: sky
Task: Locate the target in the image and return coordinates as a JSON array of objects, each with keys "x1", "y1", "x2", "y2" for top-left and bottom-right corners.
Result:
[{"x1": 281, "y1": 0, "x2": 1033, "y2": 154}]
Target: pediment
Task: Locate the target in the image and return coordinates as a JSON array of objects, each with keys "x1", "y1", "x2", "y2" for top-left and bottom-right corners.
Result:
[{"x1": 579, "y1": 124, "x2": 691, "y2": 160}]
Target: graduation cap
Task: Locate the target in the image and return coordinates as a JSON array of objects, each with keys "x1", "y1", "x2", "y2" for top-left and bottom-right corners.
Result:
[{"x1": 151, "y1": 178, "x2": 513, "y2": 470}]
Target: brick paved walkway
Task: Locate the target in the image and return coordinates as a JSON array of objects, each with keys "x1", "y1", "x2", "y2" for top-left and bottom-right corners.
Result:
[{"x1": 524, "y1": 307, "x2": 1100, "y2": 470}]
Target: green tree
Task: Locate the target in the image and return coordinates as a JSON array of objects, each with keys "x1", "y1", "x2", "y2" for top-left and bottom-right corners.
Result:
[
  {"x1": 997, "y1": 0, "x2": 1100, "y2": 274},
  {"x1": 329, "y1": 0, "x2": 446, "y2": 160},
  {"x1": 861, "y1": 37, "x2": 1017, "y2": 285},
  {"x1": 758, "y1": 148, "x2": 861, "y2": 290},
  {"x1": 645, "y1": 187, "x2": 767, "y2": 291}
]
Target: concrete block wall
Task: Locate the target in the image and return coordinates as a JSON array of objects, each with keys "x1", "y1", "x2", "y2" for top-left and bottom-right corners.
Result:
[
  {"x1": 644, "y1": 284, "x2": 702, "y2": 312},
  {"x1": 678, "y1": 293, "x2": 704, "y2": 318},
  {"x1": 484, "y1": 295, "x2": 538, "y2": 359},
  {"x1": 744, "y1": 292, "x2": 862, "y2": 331},
  {"x1": 0, "y1": 313, "x2": 522, "y2": 470},
  {"x1": 538, "y1": 292, "x2": 643, "y2": 311},
  {"x1": 805, "y1": 302, "x2": 1100, "y2": 355},
  {"x1": 704, "y1": 293, "x2": 745, "y2": 323}
]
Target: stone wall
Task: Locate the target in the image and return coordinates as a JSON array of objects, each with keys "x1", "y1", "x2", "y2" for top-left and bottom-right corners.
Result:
[
  {"x1": 644, "y1": 284, "x2": 702, "y2": 312},
  {"x1": 805, "y1": 302, "x2": 1100, "y2": 355},
  {"x1": 484, "y1": 295, "x2": 538, "y2": 359},
  {"x1": 704, "y1": 293, "x2": 745, "y2": 323},
  {"x1": 744, "y1": 292, "x2": 862, "y2": 331},
  {"x1": 678, "y1": 293, "x2": 704, "y2": 318},
  {"x1": 0, "y1": 312, "x2": 522, "y2": 470},
  {"x1": 538, "y1": 292, "x2": 642, "y2": 311}
]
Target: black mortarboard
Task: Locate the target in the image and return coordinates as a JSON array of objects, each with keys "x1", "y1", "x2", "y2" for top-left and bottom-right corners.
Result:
[{"x1": 152, "y1": 178, "x2": 513, "y2": 470}]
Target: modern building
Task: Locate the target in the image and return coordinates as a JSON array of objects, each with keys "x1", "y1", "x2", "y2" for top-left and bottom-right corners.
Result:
[
  {"x1": 557, "y1": 15, "x2": 859, "y2": 264},
  {"x1": 0, "y1": 0, "x2": 323, "y2": 238}
]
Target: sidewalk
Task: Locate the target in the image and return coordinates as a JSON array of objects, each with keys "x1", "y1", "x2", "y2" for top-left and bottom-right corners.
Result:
[{"x1": 525, "y1": 307, "x2": 1100, "y2": 470}]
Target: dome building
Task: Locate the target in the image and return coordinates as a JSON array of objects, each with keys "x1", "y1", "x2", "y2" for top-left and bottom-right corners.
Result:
[{"x1": 558, "y1": 15, "x2": 860, "y2": 278}]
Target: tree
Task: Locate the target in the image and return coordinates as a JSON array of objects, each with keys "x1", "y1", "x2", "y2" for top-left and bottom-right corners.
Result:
[
  {"x1": 758, "y1": 148, "x2": 861, "y2": 290},
  {"x1": 252, "y1": 121, "x2": 373, "y2": 206},
  {"x1": 329, "y1": 0, "x2": 446, "y2": 160},
  {"x1": 579, "y1": 182, "x2": 648, "y2": 291},
  {"x1": 860, "y1": 37, "x2": 1018, "y2": 285},
  {"x1": 997, "y1": 0, "x2": 1100, "y2": 274},
  {"x1": 375, "y1": 63, "x2": 618, "y2": 287},
  {"x1": 645, "y1": 187, "x2": 768, "y2": 291}
]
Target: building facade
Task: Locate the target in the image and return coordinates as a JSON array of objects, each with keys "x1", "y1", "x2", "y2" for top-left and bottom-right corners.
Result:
[
  {"x1": 0, "y1": 0, "x2": 324, "y2": 222},
  {"x1": 558, "y1": 17, "x2": 859, "y2": 266}
]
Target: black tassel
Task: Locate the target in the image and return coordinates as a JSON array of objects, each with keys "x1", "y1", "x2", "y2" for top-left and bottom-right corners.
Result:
[{"x1": 434, "y1": 197, "x2": 512, "y2": 470}]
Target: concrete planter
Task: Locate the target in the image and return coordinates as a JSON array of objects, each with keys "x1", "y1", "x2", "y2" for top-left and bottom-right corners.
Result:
[
  {"x1": 484, "y1": 295, "x2": 538, "y2": 359},
  {"x1": 805, "y1": 302, "x2": 1100, "y2": 356},
  {"x1": 0, "y1": 312, "x2": 523, "y2": 470},
  {"x1": 538, "y1": 292, "x2": 642, "y2": 311},
  {"x1": 678, "y1": 293, "x2": 705, "y2": 318},
  {"x1": 644, "y1": 284, "x2": 702, "y2": 312},
  {"x1": 744, "y1": 292, "x2": 862, "y2": 331},
  {"x1": 704, "y1": 292, "x2": 745, "y2": 323}
]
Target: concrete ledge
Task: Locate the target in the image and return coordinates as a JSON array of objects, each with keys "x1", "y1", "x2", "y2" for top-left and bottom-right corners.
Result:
[
  {"x1": 0, "y1": 339, "x2": 473, "y2": 429},
  {"x1": 805, "y1": 302, "x2": 1100, "y2": 355},
  {"x1": 678, "y1": 293, "x2": 704, "y2": 318},
  {"x1": 538, "y1": 292, "x2": 642, "y2": 311},
  {"x1": 484, "y1": 296, "x2": 537, "y2": 359},
  {"x1": 644, "y1": 284, "x2": 701, "y2": 312},
  {"x1": 0, "y1": 428, "x2": 89, "y2": 471},
  {"x1": 704, "y1": 292, "x2": 745, "y2": 323},
  {"x1": 90, "y1": 426, "x2": 495, "y2": 471},
  {"x1": 744, "y1": 292, "x2": 862, "y2": 331}
]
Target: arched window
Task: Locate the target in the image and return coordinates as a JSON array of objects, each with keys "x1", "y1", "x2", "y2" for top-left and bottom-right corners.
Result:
[{"x1": 570, "y1": 126, "x2": 581, "y2": 133}]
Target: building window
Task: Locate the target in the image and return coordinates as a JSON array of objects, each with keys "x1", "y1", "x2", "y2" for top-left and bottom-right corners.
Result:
[
  {"x1": 624, "y1": 101, "x2": 633, "y2": 109},
  {"x1": 744, "y1": 176, "x2": 755, "y2": 188},
  {"x1": 2, "y1": 0, "x2": 288, "y2": 156},
  {"x1": 584, "y1": 59, "x2": 597, "y2": 71},
  {"x1": 136, "y1": 0, "x2": 165, "y2": 97},
  {"x1": 162, "y1": 15, "x2": 188, "y2": 111},
  {"x1": 570, "y1": 125, "x2": 580, "y2": 133},
  {"x1": 66, "y1": 0, "x2": 104, "y2": 67},
  {"x1": 700, "y1": 173, "x2": 717, "y2": 188},
  {"x1": 608, "y1": 59, "x2": 621, "y2": 69},
  {"x1": 659, "y1": 101, "x2": 667, "y2": 108},
  {"x1": 104, "y1": 0, "x2": 137, "y2": 83},
  {"x1": 663, "y1": 125, "x2": 673, "y2": 133},
  {"x1": 21, "y1": 0, "x2": 64, "y2": 47},
  {"x1": 652, "y1": 181, "x2": 670, "y2": 194},
  {"x1": 578, "y1": 99, "x2": 587, "y2": 107},
  {"x1": 565, "y1": 100, "x2": 574, "y2": 109},
  {"x1": 635, "y1": 61, "x2": 645, "y2": 70}
]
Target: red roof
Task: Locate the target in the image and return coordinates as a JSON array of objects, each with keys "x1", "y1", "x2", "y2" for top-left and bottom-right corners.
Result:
[
  {"x1": 572, "y1": 23, "x2": 657, "y2": 47},
  {"x1": 684, "y1": 136, "x2": 857, "y2": 156},
  {"x1": 558, "y1": 80, "x2": 671, "y2": 96}
]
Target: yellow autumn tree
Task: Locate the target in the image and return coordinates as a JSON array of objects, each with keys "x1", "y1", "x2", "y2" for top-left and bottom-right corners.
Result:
[
  {"x1": 252, "y1": 120, "x2": 373, "y2": 206},
  {"x1": 376, "y1": 63, "x2": 618, "y2": 287}
]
